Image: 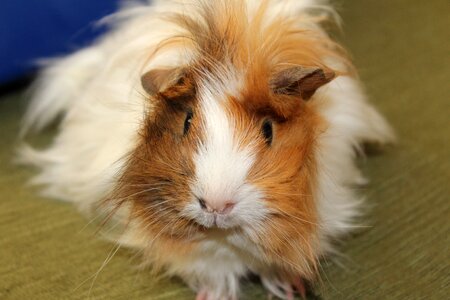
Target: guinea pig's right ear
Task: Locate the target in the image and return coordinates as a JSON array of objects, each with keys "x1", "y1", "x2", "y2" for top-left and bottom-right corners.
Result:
[
  {"x1": 270, "y1": 66, "x2": 335, "y2": 100},
  {"x1": 141, "y1": 67, "x2": 185, "y2": 95}
]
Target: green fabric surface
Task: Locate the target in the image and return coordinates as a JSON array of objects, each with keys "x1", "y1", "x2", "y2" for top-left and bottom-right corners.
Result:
[{"x1": 1, "y1": 0, "x2": 449, "y2": 299}]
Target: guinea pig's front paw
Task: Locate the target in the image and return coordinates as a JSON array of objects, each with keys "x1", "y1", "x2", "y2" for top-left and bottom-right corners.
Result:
[
  {"x1": 195, "y1": 288, "x2": 237, "y2": 300},
  {"x1": 195, "y1": 289, "x2": 208, "y2": 300},
  {"x1": 261, "y1": 276, "x2": 307, "y2": 300}
]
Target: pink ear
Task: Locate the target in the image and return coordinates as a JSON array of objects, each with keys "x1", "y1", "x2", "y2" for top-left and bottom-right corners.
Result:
[{"x1": 270, "y1": 66, "x2": 335, "y2": 100}]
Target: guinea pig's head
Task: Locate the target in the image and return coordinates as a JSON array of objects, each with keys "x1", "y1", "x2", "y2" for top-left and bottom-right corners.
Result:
[
  {"x1": 114, "y1": 61, "x2": 333, "y2": 236},
  {"x1": 110, "y1": 60, "x2": 335, "y2": 275}
]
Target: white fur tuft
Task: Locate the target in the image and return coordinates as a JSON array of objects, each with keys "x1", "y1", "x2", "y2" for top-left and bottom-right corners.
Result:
[
  {"x1": 21, "y1": 48, "x2": 105, "y2": 136},
  {"x1": 314, "y1": 76, "x2": 394, "y2": 251}
]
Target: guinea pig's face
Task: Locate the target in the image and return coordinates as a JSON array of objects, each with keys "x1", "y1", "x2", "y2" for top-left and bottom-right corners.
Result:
[{"x1": 115, "y1": 65, "x2": 334, "y2": 244}]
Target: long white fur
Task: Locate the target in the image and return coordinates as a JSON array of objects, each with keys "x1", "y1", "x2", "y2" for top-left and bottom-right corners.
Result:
[
  {"x1": 313, "y1": 76, "x2": 394, "y2": 254},
  {"x1": 19, "y1": 0, "x2": 394, "y2": 299}
]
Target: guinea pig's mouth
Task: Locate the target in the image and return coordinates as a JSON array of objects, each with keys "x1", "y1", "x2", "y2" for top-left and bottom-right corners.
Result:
[{"x1": 197, "y1": 211, "x2": 237, "y2": 229}]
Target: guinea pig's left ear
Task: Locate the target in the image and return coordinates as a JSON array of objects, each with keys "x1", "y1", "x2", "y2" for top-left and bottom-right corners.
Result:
[
  {"x1": 141, "y1": 67, "x2": 185, "y2": 95},
  {"x1": 269, "y1": 66, "x2": 335, "y2": 100}
]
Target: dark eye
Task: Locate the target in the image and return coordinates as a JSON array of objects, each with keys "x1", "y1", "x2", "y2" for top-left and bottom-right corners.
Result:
[
  {"x1": 183, "y1": 111, "x2": 193, "y2": 135},
  {"x1": 261, "y1": 119, "x2": 273, "y2": 145}
]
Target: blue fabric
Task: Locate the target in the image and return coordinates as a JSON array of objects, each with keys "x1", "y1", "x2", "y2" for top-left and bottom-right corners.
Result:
[{"x1": 0, "y1": 0, "x2": 120, "y2": 83}]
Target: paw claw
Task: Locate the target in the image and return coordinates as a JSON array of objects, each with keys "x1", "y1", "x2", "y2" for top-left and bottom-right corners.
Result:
[{"x1": 262, "y1": 276, "x2": 308, "y2": 300}]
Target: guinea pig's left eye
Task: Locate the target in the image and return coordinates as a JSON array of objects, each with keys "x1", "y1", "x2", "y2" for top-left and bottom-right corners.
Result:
[
  {"x1": 183, "y1": 111, "x2": 193, "y2": 135},
  {"x1": 261, "y1": 119, "x2": 273, "y2": 145}
]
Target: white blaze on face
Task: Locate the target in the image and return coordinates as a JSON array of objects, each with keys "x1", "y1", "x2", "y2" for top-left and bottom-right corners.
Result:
[
  {"x1": 194, "y1": 91, "x2": 255, "y2": 202},
  {"x1": 194, "y1": 79, "x2": 255, "y2": 203},
  {"x1": 187, "y1": 73, "x2": 268, "y2": 229}
]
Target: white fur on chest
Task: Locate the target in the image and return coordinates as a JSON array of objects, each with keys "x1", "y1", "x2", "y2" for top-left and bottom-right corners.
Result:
[{"x1": 165, "y1": 232, "x2": 264, "y2": 296}]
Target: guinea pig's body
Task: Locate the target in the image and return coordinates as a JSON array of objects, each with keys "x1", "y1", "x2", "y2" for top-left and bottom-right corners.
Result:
[{"x1": 19, "y1": 0, "x2": 394, "y2": 299}]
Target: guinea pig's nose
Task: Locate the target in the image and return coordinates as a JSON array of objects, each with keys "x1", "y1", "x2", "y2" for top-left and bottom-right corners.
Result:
[{"x1": 198, "y1": 197, "x2": 235, "y2": 214}]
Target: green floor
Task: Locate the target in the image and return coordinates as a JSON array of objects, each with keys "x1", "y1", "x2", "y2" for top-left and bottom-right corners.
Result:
[{"x1": 1, "y1": 0, "x2": 449, "y2": 299}]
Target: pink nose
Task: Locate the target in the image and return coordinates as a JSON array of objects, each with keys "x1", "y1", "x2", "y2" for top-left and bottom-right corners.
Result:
[{"x1": 198, "y1": 197, "x2": 235, "y2": 214}]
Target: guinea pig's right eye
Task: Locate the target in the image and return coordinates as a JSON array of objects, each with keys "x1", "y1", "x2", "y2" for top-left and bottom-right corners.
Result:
[
  {"x1": 261, "y1": 119, "x2": 273, "y2": 145},
  {"x1": 183, "y1": 111, "x2": 193, "y2": 135}
]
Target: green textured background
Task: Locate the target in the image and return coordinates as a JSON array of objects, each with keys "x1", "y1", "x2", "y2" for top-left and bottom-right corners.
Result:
[{"x1": 0, "y1": 0, "x2": 449, "y2": 299}]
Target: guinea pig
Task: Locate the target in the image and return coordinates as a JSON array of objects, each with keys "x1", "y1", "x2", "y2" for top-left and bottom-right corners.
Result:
[{"x1": 18, "y1": 0, "x2": 394, "y2": 299}]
